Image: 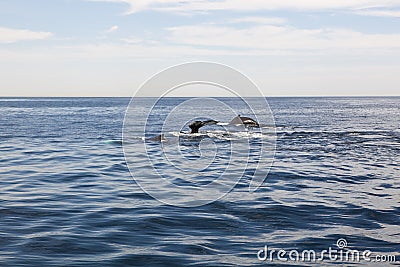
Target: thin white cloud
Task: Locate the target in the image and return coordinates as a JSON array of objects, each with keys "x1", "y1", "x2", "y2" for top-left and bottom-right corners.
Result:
[
  {"x1": 120, "y1": 37, "x2": 142, "y2": 44},
  {"x1": 87, "y1": 0, "x2": 160, "y2": 14},
  {"x1": 0, "y1": 41, "x2": 297, "y2": 63},
  {"x1": 3, "y1": 23, "x2": 398, "y2": 61},
  {"x1": 355, "y1": 9, "x2": 400, "y2": 17},
  {"x1": 106, "y1": 25, "x2": 119, "y2": 33},
  {"x1": 230, "y1": 17, "x2": 287, "y2": 25},
  {"x1": 0, "y1": 27, "x2": 52, "y2": 44},
  {"x1": 87, "y1": 0, "x2": 400, "y2": 14},
  {"x1": 167, "y1": 24, "x2": 400, "y2": 50}
]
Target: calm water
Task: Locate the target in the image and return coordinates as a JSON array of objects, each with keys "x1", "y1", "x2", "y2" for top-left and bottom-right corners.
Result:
[{"x1": 0, "y1": 97, "x2": 399, "y2": 266}]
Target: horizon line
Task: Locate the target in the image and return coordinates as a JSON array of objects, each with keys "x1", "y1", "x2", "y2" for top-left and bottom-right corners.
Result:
[{"x1": 0, "y1": 95, "x2": 399, "y2": 98}]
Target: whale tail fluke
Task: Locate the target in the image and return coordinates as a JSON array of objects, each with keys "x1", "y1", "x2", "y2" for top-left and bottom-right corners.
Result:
[{"x1": 189, "y1": 119, "x2": 218, "y2": 134}]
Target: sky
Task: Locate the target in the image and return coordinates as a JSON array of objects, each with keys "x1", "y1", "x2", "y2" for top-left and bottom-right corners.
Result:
[{"x1": 0, "y1": 0, "x2": 400, "y2": 96}]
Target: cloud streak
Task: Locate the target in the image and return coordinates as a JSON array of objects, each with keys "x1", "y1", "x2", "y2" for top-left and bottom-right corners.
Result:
[
  {"x1": 88, "y1": 0, "x2": 400, "y2": 15},
  {"x1": 229, "y1": 17, "x2": 287, "y2": 25},
  {"x1": 0, "y1": 27, "x2": 52, "y2": 44},
  {"x1": 106, "y1": 25, "x2": 119, "y2": 33},
  {"x1": 167, "y1": 24, "x2": 400, "y2": 51},
  {"x1": 355, "y1": 9, "x2": 400, "y2": 17}
]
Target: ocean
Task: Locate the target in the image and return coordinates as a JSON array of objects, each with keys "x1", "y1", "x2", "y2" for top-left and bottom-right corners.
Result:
[{"x1": 0, "y1": 97, "x2": 399, "y2": 266}]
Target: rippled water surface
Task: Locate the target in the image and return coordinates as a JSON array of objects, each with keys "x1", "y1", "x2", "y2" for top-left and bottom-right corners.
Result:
[{"x1": 0, "y1": 97, "x2": 399, "y2": 266}]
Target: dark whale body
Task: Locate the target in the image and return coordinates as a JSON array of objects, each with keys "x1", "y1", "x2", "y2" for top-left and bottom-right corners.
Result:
[
  {"x1": 229, "y1": 115, "x2": 259, "y2": 127},
  {"x1": 146, "y1": 115, "x2": 258, "y2": 142},
  {"x1": 148, "y1": 134, "x2": 166, "y2": 142}
]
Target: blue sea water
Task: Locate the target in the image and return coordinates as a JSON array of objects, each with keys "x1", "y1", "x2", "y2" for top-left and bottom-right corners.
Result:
[{"x1": 0, "y1": 97, "x2": 399, "y2": 266}]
